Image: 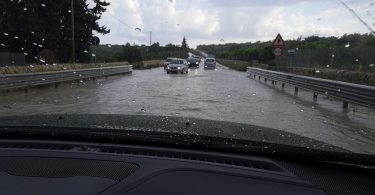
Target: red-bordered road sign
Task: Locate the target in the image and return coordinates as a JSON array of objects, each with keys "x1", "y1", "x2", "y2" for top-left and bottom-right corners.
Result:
[{"x1": 272, "y1": 34, "x2": 285, "y2": 47}]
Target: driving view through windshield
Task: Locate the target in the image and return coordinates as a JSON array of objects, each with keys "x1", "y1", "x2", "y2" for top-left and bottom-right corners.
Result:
[{"x1": 0, "y1": 0, "x2": 374, "y2": 158}]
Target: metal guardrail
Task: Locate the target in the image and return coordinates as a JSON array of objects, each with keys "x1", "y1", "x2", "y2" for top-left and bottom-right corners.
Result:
[
  {"x1": 0, "y1": 65, "x2": 132, "y2": 91},
  {"x1": 247, "y1": 67, "x2": 375, "y2": 109}
]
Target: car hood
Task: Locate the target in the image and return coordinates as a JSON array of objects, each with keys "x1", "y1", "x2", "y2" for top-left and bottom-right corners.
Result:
[
  {"x1": 168, "y1": 64, "x2": 184, "y2": 68},
  {"x1": 1, "y1": 114, "x2": 374, "y2": 167}
]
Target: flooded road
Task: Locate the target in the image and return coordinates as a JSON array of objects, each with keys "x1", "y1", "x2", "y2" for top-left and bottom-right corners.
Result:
[{"x1": 0, "y1": 64, "x2": 374, "y2": 154}]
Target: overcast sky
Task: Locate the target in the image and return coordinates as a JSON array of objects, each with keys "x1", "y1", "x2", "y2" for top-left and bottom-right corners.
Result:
[{"x1": 92, "y1": 0, "x2": 375, "y2": 48}]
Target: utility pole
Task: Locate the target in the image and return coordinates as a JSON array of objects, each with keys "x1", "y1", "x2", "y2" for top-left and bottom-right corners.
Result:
[
  {"x1": 71, "y1": 0, "x2": 75, "y2": 65},
  {"x1": 150, "y1": 31, "x2": 152, "y2": 46}
]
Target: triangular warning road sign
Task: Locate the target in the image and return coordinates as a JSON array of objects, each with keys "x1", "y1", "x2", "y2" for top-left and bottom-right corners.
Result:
[{"x1": 272, "y1": 34, "x2": 285, "y2": 47}]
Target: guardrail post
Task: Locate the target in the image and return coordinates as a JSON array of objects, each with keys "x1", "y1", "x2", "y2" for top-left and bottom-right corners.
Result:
[
  {"x1": 282, "y1": 83, "x2": 285, "y2": 88},
  {"x1": 294, "y1": 87, "x2": 299, "y2": 94},
  {"x1": 313, "y1": 92, "x2": 318, "y2": 101},
  {"x1": 343, "y1": 101, "x2": 349, "y2": 109}
]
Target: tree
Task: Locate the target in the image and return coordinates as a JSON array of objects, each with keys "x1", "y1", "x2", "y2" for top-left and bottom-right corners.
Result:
[
  {"x1": 181, "y1": 36, "x2": 188, "y2": 50},
  {"x1": 0, "y1": 0, "x2": 110, "y2": 63}
]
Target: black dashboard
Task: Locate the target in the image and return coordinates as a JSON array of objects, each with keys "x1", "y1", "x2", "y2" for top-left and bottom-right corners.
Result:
[{"x1": 0, "y1": 139, "x2": 373, "y2": 195}]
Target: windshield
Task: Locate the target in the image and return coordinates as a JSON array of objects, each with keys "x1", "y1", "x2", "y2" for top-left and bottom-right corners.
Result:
[
  {"x1": 0, "y1": 0, "x2": 374, "y2": 159},
  {"x1": 171, "y1": 59, "x2": 184, "y2": 64}
]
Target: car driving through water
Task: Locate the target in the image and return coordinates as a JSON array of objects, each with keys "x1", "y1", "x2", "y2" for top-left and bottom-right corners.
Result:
[
  {"x1": 163, "y1": 57, "x2": 176, "y2": 70},
  {"x1": 187, "y1": 57, "x2": 200, "y2": 68},
  {"x1": 166, "y1": 58, "x2": 189, "y2": 74},
  {"x1": 204, "y1": 58, "x2": 216, "y2": 69}
]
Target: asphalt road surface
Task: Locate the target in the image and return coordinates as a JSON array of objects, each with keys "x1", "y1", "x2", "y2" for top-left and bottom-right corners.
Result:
[{"x1": 0, "y1": 63, "x2": 374, "y2": 154}]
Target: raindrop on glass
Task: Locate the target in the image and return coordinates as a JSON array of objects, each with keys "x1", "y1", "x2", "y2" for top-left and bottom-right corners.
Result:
[
  {"x1": 41, "y1": 78, "x2": 46, "y2": 81},
  {"x1": 29, "y1": 65, "x2": 34, "y2": 68},
  {"x1": 83, "y1": 50, "x2": 88, "y2": 53},
  {"x1": 79, "y1": 80, "x2": 83, "y2": 83},
  {"x1": 355, "y1": 59, "x2": 359, "y2": 62},
  {"x1": 0, "y1": 43, "x2": 5, "y2": 47},
  {"x1": 41, "y1": 3, "x2": 46, "y2": 7},
  {"x1": 3, "y1": 33, "x2": 9, "y2": 36},
  {"x1": 23, "y1": 7, "x2": 27, "y2": 11},
  {"x1": 39, "y1": 59, "x2": 45, "y2": 63},
  {"x1": 92, "y1": 54, "x2": 96, "y2": 57},
  {"x1": 14, "y1": 36, "x2": 19, "y2": 39},
  {"x1": 326, "y1": 65, "x2": 330, "y2": 68},
  {"x1": 68, "y1": 10, "x2": 72, "y2": 13},
  {"x1": 345, "y1": 43, "x2": 350, "y2": 48},
  {"x1": 23, "y1": 52, "x2": 28, "y2": 56},
  {"x1": 73, "y1": 71, "x2": 76, "y2": 74},
  {"x1": 107, "y1": 44, "x2": 112, "y2": 48},
  {"x1": 370, "y1": 64, "x2": 374, "y2": 67},
  {"x1": 38, "y1": 44, "x2": 43, "y2": 48}
]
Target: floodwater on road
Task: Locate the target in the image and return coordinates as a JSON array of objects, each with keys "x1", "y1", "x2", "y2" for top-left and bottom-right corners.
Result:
[{"x1": 0, "y1": 64, "x2": 374, "y2": 154}]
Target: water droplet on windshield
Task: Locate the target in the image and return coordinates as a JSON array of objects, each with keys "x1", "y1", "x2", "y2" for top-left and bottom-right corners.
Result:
[
  {"x1": 38, "y1": 44, "x2": 43, "y2": 48},
  {"x1": 337, "y1": 89, "x2": 341, "y2": 92},
  {"x1": 355, "y1": 59, "x2": 359, "y2": 62},
  {"x1": 370, "y1": 64, "x2": 374, "y2": 67},
  {"x1": 83, "y1": 50, "x2": 88, "y2": 53},
  {"x1": 0, "y1": 43, "x2": 5, "y2": 47},
  {"x1": 23, "y1": 7, "x2": 27, "y2": 11},
  {"x1": 68, "y1": 10, "x2": 72, "y2": 13},
  {"x1": 73, "y1": 71, "x2": 76, "y2": 74},
  {"x1": 252, "y1": 93, "x2": 256, "y2": 96},
  {"x1": 3, "y1": 33, "x2": 9, "y2": 36},
  {"x1": 39, "y1": 59, "x2": 45, "y2": 63},
  {"x1": 14, "y1": 36, "x2": 19, "y2": 39},
  {"x1": 300, "y1": 109, "x2": 304, "y2": 112},
  {"x1": 91, "y1": 54, "x2": 96, "y2": 57},
  {"x1": 79, "y1": 80, "x2": 83, "y2": 83},
  {"x1": 345, "y1": 43, "x2": 350, "y2": 48},
  {"x1": 326, "y1": 65, "x2": 330, "y2": 68},
  {"x1": 29, "y1": 65, "x2": 34, "y2": 68},
  {"x1": 315, "y1": 70, "x2": 320, "y2": 73},
  {"x1": 52, "y1": 63, "x2": 57, "y2": 66},
  {"x1": 33, "y1": 43, "x2": 37, "y2": 46},
  {"x1": 107, "y1": 44, "x2": 112, "y2": 48},
  {"x1": 41, "y1": 78, "x2": 46, "y2": 81},
  {"x1": 23, "y1": 52, "x2": 28, "y2": 56},
  {"x1": 41, "y1": 3, "x2": 46, "y2": 7}
]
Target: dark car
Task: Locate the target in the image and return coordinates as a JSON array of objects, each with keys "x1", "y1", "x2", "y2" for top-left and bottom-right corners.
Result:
[{"x1": 187, "y1": 57, "x2": 200, "y2": 68}]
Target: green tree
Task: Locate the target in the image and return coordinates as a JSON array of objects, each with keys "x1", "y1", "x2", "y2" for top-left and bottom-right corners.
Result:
[
  {"x1": 0, "y1": 0, "x2": 110, "y2": 63},
  {"x1": 181, "y1": 36, "x2": 188, "y2": 51}
]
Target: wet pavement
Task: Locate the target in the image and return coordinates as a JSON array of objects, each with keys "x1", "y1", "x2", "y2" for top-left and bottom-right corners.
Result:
[{"x1": 0, "y1": 64, "x2": 374, "y2": 154}]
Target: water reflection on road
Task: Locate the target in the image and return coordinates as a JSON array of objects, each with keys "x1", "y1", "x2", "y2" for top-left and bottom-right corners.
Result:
[{"x1": 0, "y1": 65, "x2": 374, "y2": 154}]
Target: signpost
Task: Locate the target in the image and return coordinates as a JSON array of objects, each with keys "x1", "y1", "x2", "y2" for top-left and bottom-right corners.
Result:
[{"x1": 272, "y1": 33, "x2": 285, "y2": 57}]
